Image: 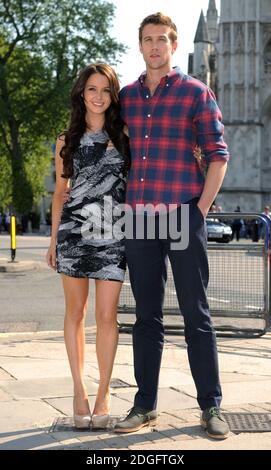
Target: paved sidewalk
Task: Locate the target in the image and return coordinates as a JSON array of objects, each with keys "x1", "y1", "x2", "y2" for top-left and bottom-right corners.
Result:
[
  {"x1": 0, "y1": 257, "x2": 44, "y2": 273},
  {"x1": 0, "y1": 328, "x2": 271, "y2": 450}
]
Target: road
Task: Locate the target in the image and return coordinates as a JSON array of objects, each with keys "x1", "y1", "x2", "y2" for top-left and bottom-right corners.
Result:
[
  {"x1": 0, "y1": 234, "x2": 95, "y2": 332},
  {"x1": 0, "y1": 234, "x2": 268, "y2": 335}
]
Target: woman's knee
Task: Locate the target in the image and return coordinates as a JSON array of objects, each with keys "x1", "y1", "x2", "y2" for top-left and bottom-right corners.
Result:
[
  {"x1": 65, "y1": 304, "x2": 88, "y2": 323},
  {"x1": 96, "y1": 309, "x2": 117, "y2": 327}
]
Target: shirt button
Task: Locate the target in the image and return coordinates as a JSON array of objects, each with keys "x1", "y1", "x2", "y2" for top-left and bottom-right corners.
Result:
[
  {"x1": 140, "y1": 178, "x2": 144, "y2": 182},
  {"x1": 142, "y1": 156, "x2": 146, "y2": 160},
  {"x1": 145, "y1": 135, "x2": 148, "y2": 138},
  {"x1": 166, "y1": 83, "x2": 169, "y2": 87},
  {"x1": 147, "y1": 114, "x2": 151, "y2": 118},
  {"x1": 146, "y1": 95, "x2": 149, "y2": 98}
]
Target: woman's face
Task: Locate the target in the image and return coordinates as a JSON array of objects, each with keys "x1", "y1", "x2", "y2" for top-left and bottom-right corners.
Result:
[{"x1": 83, "y1": 72, "x2": 112, "y2": 115}]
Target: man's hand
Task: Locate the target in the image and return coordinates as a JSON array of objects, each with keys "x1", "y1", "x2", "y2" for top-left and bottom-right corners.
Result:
[
  {"x1": 197, "y1": 202, "x2": 209, "y2": 219},
  {"x1": 198, "y1": 161, "x2": 228, "y2": 219}
]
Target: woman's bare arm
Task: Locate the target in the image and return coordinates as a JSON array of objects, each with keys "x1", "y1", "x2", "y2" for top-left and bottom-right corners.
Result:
[{"x1": 50, "y1": 136, "x2": 70, "y2": 244}]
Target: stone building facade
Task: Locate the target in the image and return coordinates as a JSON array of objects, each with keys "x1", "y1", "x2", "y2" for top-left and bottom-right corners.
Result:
[{"x1": 189, "y1": 0, "x2": 271, "y2": 211}]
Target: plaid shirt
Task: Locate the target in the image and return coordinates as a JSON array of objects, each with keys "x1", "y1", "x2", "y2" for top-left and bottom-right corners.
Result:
[{"x1": 120, "y1": 67, "x2": 230, "y2": 209}]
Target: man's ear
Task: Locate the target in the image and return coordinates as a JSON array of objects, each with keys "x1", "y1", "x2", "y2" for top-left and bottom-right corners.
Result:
[
  {"x1": 172, "y1": 40, "x2": 178, "y2": 54},
  {"x1": 139, "y1": 41, "x2": 143, "y2": 54}
]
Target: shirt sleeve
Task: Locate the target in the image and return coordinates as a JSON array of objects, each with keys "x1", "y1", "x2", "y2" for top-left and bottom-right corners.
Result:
[{"x1": 193, "y1": 87, "x2": 230, "y2": 165}]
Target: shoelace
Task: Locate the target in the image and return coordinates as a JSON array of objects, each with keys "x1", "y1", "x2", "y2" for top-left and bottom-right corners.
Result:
[
  {"x1": 208, "y1": 407, "x2": 223, "y2": 420},
  {"x1": 127, "y1": 407, "x2": 147, "y2": 419}
]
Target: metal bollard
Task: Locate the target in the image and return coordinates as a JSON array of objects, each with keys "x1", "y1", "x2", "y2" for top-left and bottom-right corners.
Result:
[{"x1": 10, "y1": 214, "x2": 16, "y2": 262}]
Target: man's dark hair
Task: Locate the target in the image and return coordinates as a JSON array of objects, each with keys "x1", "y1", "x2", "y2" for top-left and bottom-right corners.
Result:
[{"x1": 139, "y1": 12, "x2": 178, "y2": 43}]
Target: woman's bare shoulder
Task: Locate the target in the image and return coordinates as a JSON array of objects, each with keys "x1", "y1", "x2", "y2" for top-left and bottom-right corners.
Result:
[{"x1": 56, "y1": 133, "x2": 66, "y2": 150}]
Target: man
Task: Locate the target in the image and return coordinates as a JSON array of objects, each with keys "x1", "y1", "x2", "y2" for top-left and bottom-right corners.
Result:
[
  {"x1": 261, "y1": 205, "x2": 271, "y2": 240},
  {"x1": 231, "y1": 206, "x2": 243, "y2": 242},
  {"x1": 114, "y1": 12, "x2": 230, "y2": 439}
]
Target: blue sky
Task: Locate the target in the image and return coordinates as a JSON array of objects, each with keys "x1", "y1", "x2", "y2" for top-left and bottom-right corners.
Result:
[{"x1": 110, "y1": 0, "x2": 221, "y2": 86}]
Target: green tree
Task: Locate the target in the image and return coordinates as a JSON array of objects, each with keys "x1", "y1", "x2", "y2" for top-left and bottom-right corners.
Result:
[
  {"x1": 0, "y1": 0, "x2": 125, "y2": 213},
  {"x1": 0, "y1": 143, "x2": 12, "y2": 211}
]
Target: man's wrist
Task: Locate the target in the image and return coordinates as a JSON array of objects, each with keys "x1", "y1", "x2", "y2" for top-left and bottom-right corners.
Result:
[{"x1": 197, "y1": 201, "x2": 209, "y2": 218}]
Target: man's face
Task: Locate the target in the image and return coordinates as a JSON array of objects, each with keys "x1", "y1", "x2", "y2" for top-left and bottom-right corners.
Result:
[{"x1": 139, "y1": 24, "x2": 177, "y2": 71}]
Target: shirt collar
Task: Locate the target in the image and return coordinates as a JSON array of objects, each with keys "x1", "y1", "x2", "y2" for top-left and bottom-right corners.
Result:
[{"x1": 138, "y1": 66, "x2": 184, "y2": 87}]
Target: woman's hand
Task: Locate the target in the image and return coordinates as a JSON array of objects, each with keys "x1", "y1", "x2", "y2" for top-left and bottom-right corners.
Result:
[
  {"x1": 123, "y1": 125, "x2": 129, "y2": 137},
  {"x1": 193, "y1": 145, "x2": 202, "y2": 161},
  {"x1": 46, "y1": 242, "x2": 57, "y2": 270},
  {"x1": 193, "y1": 145, "x2": 206, "y2": 176},
  {"x1": 63, "y1": 188, "x2": 71, "y2": 204}
]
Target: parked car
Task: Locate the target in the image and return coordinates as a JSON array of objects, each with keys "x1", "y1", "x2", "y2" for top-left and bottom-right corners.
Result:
[{"x1": 206, "y1": 218, "x2": 232, "y2": 243}]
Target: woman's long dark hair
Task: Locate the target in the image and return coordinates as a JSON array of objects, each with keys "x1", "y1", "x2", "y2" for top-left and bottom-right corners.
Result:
[{"x1": 60, "y1": 63, "x2": 130, "y2": 178}]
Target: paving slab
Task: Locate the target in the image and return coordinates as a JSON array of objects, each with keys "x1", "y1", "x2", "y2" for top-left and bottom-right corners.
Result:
[
  {"x1": 0, "y1": 400, "x2": 62, "y2": 432},
  {"x1": 0, "y1": 430, "x2": 64, "y2": 450},
  {"x1": 129, "y1": 431, "x2": 271, "y2": 451},
  {"x1": 0, "y1": 330, "x2": 270, "y2": 450},
  {"x1": 0, "y1": 377, "x2": 98, "y2": 399}
]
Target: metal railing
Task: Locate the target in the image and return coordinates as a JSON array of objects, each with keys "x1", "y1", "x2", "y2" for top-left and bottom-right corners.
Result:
[{"x1": 118, "y1": 213, "x2": 271, "y2": 337}]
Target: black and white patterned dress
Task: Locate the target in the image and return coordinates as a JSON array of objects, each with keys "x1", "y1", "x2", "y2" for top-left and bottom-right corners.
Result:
[{"x1": 56, "y1": 130, "x2": 126, "y2": 281}]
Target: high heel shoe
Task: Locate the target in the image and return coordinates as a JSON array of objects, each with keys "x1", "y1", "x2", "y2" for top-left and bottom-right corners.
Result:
[
  {"x1": 73, "y1": 396, "x2": 91, "y2": 429},
  {"x1": 92, "y1": 392, "x2": 111, "y2": 429},
  {"x1": 73, "y1": 413, "x2": 91, "y2": 429},
  {"x1": 92, "y1": 413, "x2": 110, "y2": 430}
]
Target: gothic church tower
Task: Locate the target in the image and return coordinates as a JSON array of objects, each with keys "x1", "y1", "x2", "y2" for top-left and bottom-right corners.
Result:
[
  {"x1": 217, "y1": 0, "x2": 271, "y2": 210},
  {"x1": 188, "y1": 1, "x2": 218, "y2": 92}
]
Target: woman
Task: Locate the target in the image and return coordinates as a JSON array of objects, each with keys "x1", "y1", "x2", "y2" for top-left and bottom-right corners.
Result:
[{"x1": 46, "y1": 63, "x2": 130, "y2": 429}]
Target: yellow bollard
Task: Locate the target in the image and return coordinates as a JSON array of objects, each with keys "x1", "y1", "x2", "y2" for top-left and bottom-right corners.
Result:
[{"x1": 10, "y1": 214, "x2": 16, "y2": 262}]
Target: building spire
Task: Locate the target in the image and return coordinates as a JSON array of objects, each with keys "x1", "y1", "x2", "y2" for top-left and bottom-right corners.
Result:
[
  {"x1": 207, "y1": 0, "x2": 217, "y2": 14},
  {"x1": 206, "y1": 0, "x2": 218, "y2": 43},
  {"x1": 194, "y1": 10, "x2": 211, "y2": 44}
]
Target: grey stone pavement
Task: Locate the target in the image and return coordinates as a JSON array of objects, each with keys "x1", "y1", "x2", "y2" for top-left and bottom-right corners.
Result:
[{"x1": 0, "y1": 327, "x2": 271, "y2": 451}]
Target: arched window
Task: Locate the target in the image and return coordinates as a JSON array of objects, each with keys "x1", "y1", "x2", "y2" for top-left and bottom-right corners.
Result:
[{"x1": 264, "y1": 39, "x2": 271, "y2": 73}]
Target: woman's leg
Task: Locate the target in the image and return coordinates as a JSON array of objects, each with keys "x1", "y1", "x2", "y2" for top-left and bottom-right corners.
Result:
[
  {"x1": 93, "y1": 279, "x2": 122, "y2": 415},
  {"x1": 61, "y1": 274, "x2": 90, "y2": 415}
]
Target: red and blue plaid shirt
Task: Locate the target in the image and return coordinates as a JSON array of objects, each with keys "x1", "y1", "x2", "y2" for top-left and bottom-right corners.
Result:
[{"x1": 120, "y1": 67, "x2": 230, "y2": 209}]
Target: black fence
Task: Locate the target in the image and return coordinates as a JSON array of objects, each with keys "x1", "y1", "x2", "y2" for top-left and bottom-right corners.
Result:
[{"x1": 118, "y1": 213, "x2": 271, "y2": 337}]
